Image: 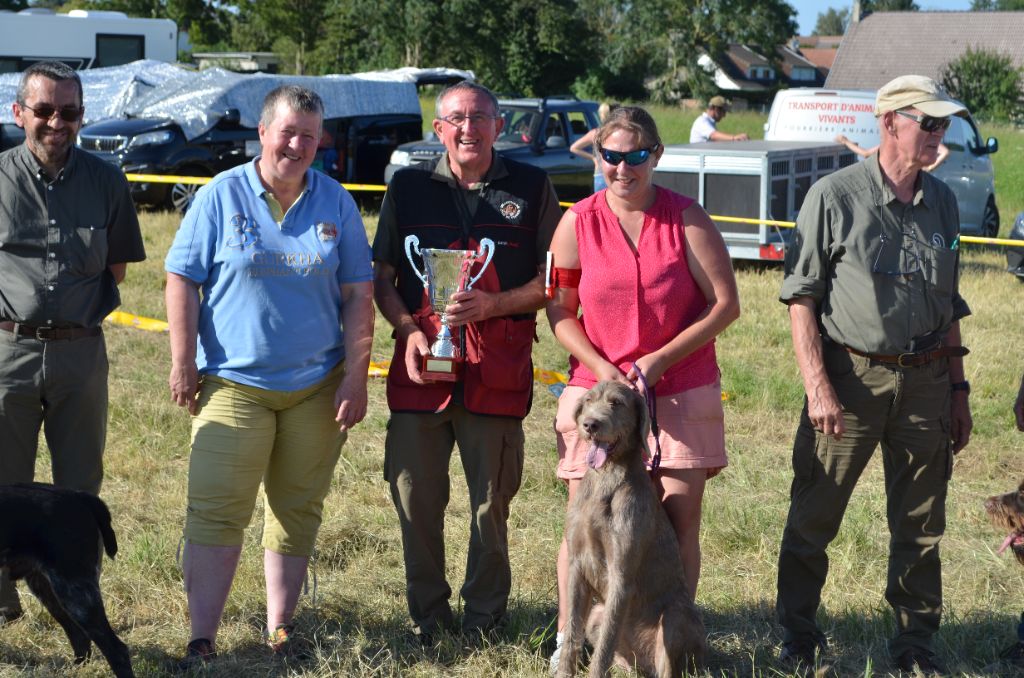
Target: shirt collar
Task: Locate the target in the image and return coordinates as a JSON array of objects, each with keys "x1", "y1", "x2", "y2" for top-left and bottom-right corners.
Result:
[
  {"x1": 16, "y1": 142, "x2": 78, "y2": 182},
  {"x1": 244, "y1": 156, "x2": 313, "y2": 199},
  {"x1": 431, "y1": 151, "x2": 508, "y2": 187},
  {"x1": 867, "y1": 152, "x2": 928, "y2": 208}
]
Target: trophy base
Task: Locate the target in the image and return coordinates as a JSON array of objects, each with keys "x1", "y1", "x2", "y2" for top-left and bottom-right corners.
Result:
[{"x1": 421, "y1": 354, "x2": 461, "y2": 382}]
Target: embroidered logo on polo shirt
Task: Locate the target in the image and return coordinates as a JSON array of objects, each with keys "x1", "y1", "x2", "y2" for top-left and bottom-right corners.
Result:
[
  {"x1": 317, "y1": 222, "x2": 338, "y2": 241},
  {"x1": 931, "y1": 233, "x2": 946, "y2": 249},
  {"x1": 499, "y1": 200, "x2": 523, "y2": 222},
  {"x1": 226, "y1": 213, "x2": 259, "y2": 249}
]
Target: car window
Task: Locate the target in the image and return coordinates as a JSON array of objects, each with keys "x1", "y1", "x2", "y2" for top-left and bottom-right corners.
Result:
[
  {"x1": 944, "y1": 117, "x2": 966, "y2": 152},
  {"x1": 566, "y1": 111, "x2": 590, "y2": 140},
  {"x1": 498, "y1": 109, "x2": 539, "y2": 144},
  {"x1": 961, "y1": 117, "x2": 983, "y2": 153},
  {"x1": 544, "y1": 115, "x2": 566, "y2": 142}
]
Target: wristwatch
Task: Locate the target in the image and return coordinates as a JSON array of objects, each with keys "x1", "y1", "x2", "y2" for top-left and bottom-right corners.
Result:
[{"x1": 950, "y1": 380, "x2": 971, "y2": 394}]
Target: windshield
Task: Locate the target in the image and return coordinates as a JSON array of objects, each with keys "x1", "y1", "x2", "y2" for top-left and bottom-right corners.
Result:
[{"x1": 497, "y1": 107, "x2": 540, "y2": 144}]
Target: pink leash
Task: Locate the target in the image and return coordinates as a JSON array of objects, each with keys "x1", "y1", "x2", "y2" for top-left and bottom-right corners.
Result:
[{"x1": 631, "y1": 362, "x2": 661, "y2": 472}]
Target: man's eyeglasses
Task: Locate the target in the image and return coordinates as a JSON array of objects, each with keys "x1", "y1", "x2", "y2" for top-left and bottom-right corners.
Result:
[
  {"x1": 872, "y1": 230, "x2": 922, "y2": 276},
  {"x1": 894, "y1": 110, "x2": 951, "y2": 134},
  {"x1": 439, "y1": 113, "x2": 497, "y2": 127},
  {"x1": 598, "y1": 145, "x2": 659, "y2": 166},
  {"x1": 18, "y1": 103, "x2": 84, "y2": 123}
]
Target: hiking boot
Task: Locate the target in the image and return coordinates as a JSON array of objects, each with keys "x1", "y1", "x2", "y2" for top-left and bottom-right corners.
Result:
[
  {"x1": 779, "y1": 639, "x2": 823, "y2": 675},
  {"x1": 1000, "y1": 641, "x2": 1024, "y2": 667},
  {"x1": 0, "y1": 606, "x2": 23, "y2": 626},
  {"x1": 176, "y1": 637, "x2": 216, "y2": 671},
  {"x1": 895, "y1": 648, "x2": 947, "y2": 676}
]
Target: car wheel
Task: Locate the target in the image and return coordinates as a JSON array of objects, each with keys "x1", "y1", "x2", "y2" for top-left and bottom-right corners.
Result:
[
  {"x1": 167, "y1": 168, "x2": 208, "y2": 213},
  {"x1": 982, "y1": 197, "x2": 999, "y2": 238}
]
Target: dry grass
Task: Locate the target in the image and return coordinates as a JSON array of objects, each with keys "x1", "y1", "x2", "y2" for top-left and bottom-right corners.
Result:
[{"x1": 1, "y1": 209, "x2": 1023, "y2": 677}]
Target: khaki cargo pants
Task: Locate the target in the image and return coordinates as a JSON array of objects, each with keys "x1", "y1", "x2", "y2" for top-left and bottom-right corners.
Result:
[{"x1": 776, "y1": 342, "x2": 953, "y2": 657}]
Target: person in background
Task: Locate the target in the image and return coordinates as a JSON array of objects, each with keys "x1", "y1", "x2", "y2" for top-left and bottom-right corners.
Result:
[
  {"x1": 834, "y1": 133, "x2": 950, "y2": 172},
  {"x1": 373, "y1": 80, "x2": 561, "y2": 645},
  {"x1": 776, "y1": 75, "x2": 972, "y2": 676},
  {"x1": 546, "y1": 105, "x2": 740, "y2": 672},
  {"x1": 689, "y1": 95, "x2": 749, "y2": 143},
  {"x1": 0, "y1": 60, "x2": 145, "y2": 623},
  {"x1": 165, "y1": 85, "x2": 374, "y2": 667},
  {"x1": 569, "y1": 101, "x2": 620, "y2": 192}
]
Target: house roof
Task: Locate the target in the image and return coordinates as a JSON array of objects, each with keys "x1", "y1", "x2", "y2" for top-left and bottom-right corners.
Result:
[
  {"x1": 799, "y1": 47, "x2": 838, "y2": 72},
  {"x1": 826, "y1": 11, "x2": 1024, "y2": 89}
]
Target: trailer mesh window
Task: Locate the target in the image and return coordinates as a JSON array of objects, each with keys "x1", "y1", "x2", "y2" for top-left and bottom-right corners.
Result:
[
  {"x1": 795, "y1": 158, "x2": 812, "y2": 174},
  {"x1": 771, "y1": 160, "x2": 789, "y2": 177},
  {"x1": 653, "y1": 172, "x2": 699, "y2": 201}
]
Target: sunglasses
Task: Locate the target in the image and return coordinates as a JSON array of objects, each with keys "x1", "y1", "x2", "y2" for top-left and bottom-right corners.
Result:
[
  {"x1": 894, "y1": 110, "x2": 951, "y2": 133},
  {"x1": 598, "y1": 144, "x2": 659, "y2": 166},
  {"x1": 19, "y1": 103, "x2": 84, "y2": 123}
]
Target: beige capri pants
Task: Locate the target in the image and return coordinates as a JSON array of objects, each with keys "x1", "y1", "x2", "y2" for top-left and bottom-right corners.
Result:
[{"x1": 184, "y1": 362, "x2": 347, "y2": 556}]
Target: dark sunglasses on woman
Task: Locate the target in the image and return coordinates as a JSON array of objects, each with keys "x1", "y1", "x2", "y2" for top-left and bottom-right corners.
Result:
[
  {"x1": 894, "y1": 110, "x2": 951, "y2": 133},
  {"x1": 598, "y1": 144, "x2": 660, "y2": 166}
]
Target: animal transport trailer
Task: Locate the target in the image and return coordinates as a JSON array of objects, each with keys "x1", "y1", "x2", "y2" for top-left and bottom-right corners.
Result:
[{"x1": 653, "y1": 140, "x2": 856, "y2": 261}]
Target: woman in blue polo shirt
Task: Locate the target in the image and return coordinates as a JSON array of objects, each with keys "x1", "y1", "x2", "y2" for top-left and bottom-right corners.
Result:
[{"x1": 164, "y1": 85, "x2": 374, "y2": 666}]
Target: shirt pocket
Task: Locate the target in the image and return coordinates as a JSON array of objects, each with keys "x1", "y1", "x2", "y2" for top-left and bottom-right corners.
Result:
[
  {"x1": 921, "y1": 243, "x2": 957, "y2": 298},
  {"x1": 67, "y1": 223, "x2": 109, "y2": 276}
]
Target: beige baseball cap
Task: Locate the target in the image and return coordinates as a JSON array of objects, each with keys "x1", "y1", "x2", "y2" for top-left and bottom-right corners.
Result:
[
  {"x1": 708, "y1": 95, "x2": 730, "y2": 109},
  {"x1": 874, "y1": 75, "x2": 967, "y2": 117}
]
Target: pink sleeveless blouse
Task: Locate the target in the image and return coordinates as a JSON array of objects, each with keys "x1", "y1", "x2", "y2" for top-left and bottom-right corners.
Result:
[{"x1": 568, "y1": 187, "x2": 719, "y2": 394}]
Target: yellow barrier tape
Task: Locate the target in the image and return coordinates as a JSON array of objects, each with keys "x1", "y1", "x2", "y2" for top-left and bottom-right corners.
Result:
[
  {"x1": 713, "y1": 215, "x2": 796, "y2": 228},
  {"x1": 106, "y1": 310, "x2": 169, "y2": 332},
  {"x1": 119, "y1": 173, "x2": 1024, "y2": 249},
  {"x1": 124, "y1": 173, "x2": 212, "y2": 185}
]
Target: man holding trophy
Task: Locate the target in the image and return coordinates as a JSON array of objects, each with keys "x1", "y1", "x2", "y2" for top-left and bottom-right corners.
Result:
[{"x1": 372, "y1": 80, "x2": 561, "y2": 643}]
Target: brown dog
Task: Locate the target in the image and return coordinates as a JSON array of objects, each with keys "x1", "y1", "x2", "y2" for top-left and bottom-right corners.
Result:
[
  {"x1": 556, "y1": 380, "x2": 706, "y2": 677},
  {"x1": 985, "y1": 480, "x2": 1024, "y2": 564},
  {"x1": 984, "y1": 481, "x2": 1024, "y2": 666}
]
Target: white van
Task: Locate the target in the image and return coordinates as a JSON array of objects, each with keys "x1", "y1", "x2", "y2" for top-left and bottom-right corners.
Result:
[{"x1": 764, "y1": 88, "x2": 1000, "y2": 237}]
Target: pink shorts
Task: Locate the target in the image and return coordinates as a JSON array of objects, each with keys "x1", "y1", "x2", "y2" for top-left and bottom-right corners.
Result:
[{"x1": 554, "y1": 381, "x2": 728, "y2": 480}]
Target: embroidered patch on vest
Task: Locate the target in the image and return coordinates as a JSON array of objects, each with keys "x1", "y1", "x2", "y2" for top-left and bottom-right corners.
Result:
[
  {"x1": 499, "y1": 200, "x2": 523, "y2": 222},
  {"x1": 317, "y1": 221, "x2": 338, "y2": 241}
]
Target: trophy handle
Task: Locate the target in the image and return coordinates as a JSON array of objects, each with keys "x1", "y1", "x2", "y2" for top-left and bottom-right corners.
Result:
[
  {"x1": 467, "y1": 238, "x2": 495, "y2": 289},
  {"x1": 404, "y1": 235, "x2": 428, "y2": 287}
]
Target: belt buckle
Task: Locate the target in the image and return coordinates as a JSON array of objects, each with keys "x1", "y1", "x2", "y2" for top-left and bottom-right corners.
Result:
[
  {"x1": 897, "y1": 352, "x2": 917, "y2": 368},
  {"x1": 34, "y1": 326, "x2": 54, "y2": 341}
]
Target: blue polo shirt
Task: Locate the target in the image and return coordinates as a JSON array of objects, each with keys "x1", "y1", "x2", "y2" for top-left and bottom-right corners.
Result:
[{"x1": 165, "y1": 160, "x2": 372, "y2": 391}]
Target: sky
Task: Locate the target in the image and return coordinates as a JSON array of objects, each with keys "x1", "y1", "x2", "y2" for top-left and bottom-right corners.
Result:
[{"x1": 792, "y1": 0, "x2": 975, "y2": 35}]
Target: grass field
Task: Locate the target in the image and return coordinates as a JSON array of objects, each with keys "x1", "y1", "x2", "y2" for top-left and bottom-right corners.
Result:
[{"x1": 1, "y1": 203, "x2": 1023, "y2": 677}]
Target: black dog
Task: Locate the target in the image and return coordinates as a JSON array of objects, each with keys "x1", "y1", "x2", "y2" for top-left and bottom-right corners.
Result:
[{"x1": 0, "y1": 482, "x2": 134, "y2": 677}]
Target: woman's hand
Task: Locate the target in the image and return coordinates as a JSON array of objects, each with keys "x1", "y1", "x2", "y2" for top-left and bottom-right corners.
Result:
[{"x1": 626, "y1": 354, "x2": 669, "y2": 396}]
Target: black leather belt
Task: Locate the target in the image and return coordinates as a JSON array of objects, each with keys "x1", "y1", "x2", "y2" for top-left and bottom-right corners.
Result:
[
  {"x1": 0, "y1": 321, "x2": 102, "y2": 341},
  {"x1": 840, "y1": 343, "x2": 969, "y2": 367}
]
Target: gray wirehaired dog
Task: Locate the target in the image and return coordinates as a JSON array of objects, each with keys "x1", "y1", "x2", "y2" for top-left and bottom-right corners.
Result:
[{"x1": 556, "y1": 380, "x2": 707, "y2": 677}]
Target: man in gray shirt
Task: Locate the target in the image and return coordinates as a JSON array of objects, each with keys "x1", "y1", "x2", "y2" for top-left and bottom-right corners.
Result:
[
  {"x1": 775, "y1": 75, "x2": 971, "y2": 676},
  {"x1": 0, "y1": 62, "x2": 145, "y2": 623}
]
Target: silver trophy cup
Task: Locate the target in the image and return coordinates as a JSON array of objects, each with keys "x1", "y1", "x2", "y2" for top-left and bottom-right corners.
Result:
[{"x1": 404, "y1": 235, "x2": 495, "y2": 380}]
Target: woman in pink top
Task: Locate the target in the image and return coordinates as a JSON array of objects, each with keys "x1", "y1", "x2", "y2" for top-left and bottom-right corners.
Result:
[{"x1": 545, "y1": 106, "x2": 739, "y2": 669}]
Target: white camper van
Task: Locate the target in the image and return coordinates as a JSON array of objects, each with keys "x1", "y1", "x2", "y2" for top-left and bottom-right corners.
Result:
[
  {"x1": 765, "y1": 88, "x2": 1000, "y2": 237},
  {"x1": 0, "y1": 9, "x2": 177, "y2": 74}
]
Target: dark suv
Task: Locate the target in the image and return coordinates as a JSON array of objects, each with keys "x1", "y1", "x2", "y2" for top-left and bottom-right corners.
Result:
[
  {"x1": 384, "y1": 96, "x2": 600, "y2": 202},
  {"x1": 78, "y1": 110, "x2": 421, "y2": 212}
]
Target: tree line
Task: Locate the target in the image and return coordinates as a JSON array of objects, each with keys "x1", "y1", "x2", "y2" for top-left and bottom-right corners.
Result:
[{"x1": 2, "y1": 0, "x2": 798, "y2": 103}]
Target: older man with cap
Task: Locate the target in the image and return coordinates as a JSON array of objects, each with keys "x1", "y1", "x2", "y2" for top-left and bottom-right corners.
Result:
[
  {"x1": 775, "y1": 74, "x2": 972, "y2": 676},
  {"x1": 689, "y1": 95, "x2": 749, "y2": 143}
]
